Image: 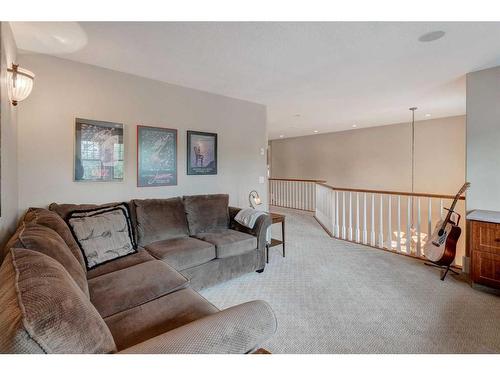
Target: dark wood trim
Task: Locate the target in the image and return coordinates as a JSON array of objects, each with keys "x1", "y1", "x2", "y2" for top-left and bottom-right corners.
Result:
[
  {"x1": 313, "y1": 215, "x2": 462, "y2": 270},
  {"x1": 270, "y1": 203, "x2": 315, "y2": 212},
  {"x1": 269, "y1": 177, "x2": 327, "y2": 183},
  {"x1": 252, "y1": 348, "x2": 271, "y2": 354},
  {"x1": 313, "y1": 215, "x2": 333, "y2": 237},
  {"x1": 316, "y1": 182, "x2": 466, "y2": 201}
]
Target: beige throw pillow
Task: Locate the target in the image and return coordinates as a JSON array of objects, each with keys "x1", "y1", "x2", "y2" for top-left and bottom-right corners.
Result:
[{"x1": 68, "y1": 207, "x2": 136, "y2": 269}]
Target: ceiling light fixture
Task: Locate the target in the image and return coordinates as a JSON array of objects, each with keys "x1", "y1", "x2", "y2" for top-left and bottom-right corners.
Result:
[
  {"x1": 7, "y1": 63, "x2": 35, "y2": 106},
  {"x1": 313, "y1": 130, "x2": 319, "y2": 133},
  {"x1": 279, "y1": 135, "x2": 284, "y2": 138},
  {"x1": 425, "y1": 113, "x2": 431, "y2": 117},
  {"x1": 418, "y1": 30, "x2": 446, "y2": 42},
  {"x1": 352, "y1": 124, "x2": 357, "y2": 128},
  {"x1": 294, "y1": 114, "x2": 301, "y2": 117}
]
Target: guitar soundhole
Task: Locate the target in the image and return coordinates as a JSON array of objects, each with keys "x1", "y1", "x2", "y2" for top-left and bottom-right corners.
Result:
[{"x1": 438, "y1": 229, "x2": 445, "y2": 237}]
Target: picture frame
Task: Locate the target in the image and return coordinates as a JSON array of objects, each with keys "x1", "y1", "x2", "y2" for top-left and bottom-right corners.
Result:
[
  {"x1": 137, "y1": 125, "x2": 178, "y2": 187},
  {"x1": 187, "y1": 130, "x2": 218, "y2": 175},
  {"x1": 74, "y1": 118, "x2": 124, "y2": 182}
]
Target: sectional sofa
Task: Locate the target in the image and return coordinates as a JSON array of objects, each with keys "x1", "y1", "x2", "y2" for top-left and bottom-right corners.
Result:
[{"x1": 0, "y1": 194, "x2": 276, "y2": 354}]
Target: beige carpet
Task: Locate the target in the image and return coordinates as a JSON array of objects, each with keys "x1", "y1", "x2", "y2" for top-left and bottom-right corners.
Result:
[{"x1": 200, "y1": 206, "x2": 500, "y2": 353}]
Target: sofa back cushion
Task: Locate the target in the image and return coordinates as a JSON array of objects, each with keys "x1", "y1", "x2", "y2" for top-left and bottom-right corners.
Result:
[
  {"x1": 67, "y1": 207, "x2": 137, "y2": 270},
  {"x1": 0, "y1": 249, "x2": 116, "y2": 354},
  {"x1": 5, "y1": 222, "x2": 89, "y2": 296},
  {"x1": 49, "y1": 201, "x2": 137, "y2": 243},
  {"x1": 132, "y1": 198, "x2": 189, "y2": 247},
  {"x1": 23, "y1": 207, "x2": 86, "y2": 271},
  {"x1": 183, "y1": 194, "x2": 230, "y2": 235}
]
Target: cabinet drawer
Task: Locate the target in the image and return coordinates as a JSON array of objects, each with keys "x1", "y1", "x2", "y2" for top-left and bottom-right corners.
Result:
[
  {"x1": 472, "y1": 251, "x2": 500, "y2": 288},
  {"x1": 471, "y1": 221, "x2": 500, "y2": 255}
]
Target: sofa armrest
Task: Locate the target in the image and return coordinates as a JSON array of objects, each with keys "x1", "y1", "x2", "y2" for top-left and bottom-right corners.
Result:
[
  {"x1": 118, "y1": 300, "x2": 277, "y2": 354},
  {"x1": 229, "y1": 206, "x2": 271, "y2": 269}
]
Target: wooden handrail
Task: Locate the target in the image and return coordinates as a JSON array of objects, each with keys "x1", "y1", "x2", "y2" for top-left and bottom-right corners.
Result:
[
  {"x1": 316, "y1": 182, "x2": 466, "y2": 200},
  {"x1": 269, "y1": 177, "x2": 327, "y2": 183}
]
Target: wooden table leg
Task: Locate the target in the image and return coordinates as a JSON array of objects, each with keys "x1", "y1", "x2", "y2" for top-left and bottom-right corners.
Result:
[{"x1": 282, "y1": 219, "x2": 285, "y2": 257}]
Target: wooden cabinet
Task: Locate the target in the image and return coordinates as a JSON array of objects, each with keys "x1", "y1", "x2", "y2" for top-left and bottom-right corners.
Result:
[{"x1": 469, "y1": 219, "x2": 500, "y2": 289}]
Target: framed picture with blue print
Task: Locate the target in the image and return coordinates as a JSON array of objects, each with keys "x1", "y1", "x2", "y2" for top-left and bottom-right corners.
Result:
[{"x1": 137, "y1": 125, "x2": 177, "y2": 187}]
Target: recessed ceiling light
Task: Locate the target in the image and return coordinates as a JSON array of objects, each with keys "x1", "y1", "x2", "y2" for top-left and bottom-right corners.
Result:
[
  {"x1": 425, "y1": 113, "x2": 431, "y2": 117},
  {"x1": 279, "y1": 135, "x2": 284, "y2": 138},
  {"x1": 313, "y1": 130, "x2": 319, "y2": 133},
  {"x1": 418, "y1": 30, "x2": 446, "y2": 42},
  {"x1": 294, "y1": 114, "x2": 301, "y2": 117},
  {"x1": 352, "y1": 124, "x2": 357, "y2": 128}
]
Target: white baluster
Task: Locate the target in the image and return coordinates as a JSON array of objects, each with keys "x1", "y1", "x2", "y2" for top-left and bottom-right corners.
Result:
[
  {"x1": 379, "y1": 194, "x2": 384, "y2": 248},
  {"x1": 335, "y1": 191, "x2": 340, "y2": 237},
  {"x1": 305, "y1": 182, "x2": 308, "y2": 210},
  {"x1": 397, "y1": 196, "x2": 401, "y2": 252},
  {"x1": 280, "y1": 181, "x2": 284, "y2": 207},
  {"x1": 407, "y1": 197, "x2": 412, "y2": 254},
  {"x1": 281, "y1": 181, "x2": 284, "y2": 207},
  {"x1": 363, "y1": 192, "x2": 368, "y2": 244},
  {"x1": 371, "y1": 193, "x2": 375, "y2": 246},
  {"x1": 330, "y1": 188, "x2": 335, "y2": 234},
  {"x1": 356, "y1": 192, "x2": 360, "y2": 242},
  {"x1": 297, "y1": 182, "x2": 304, "y2": 210},
  {"x1": 427, "y1": 198, "x2": 432, "y2": 244},
  {"x1": 416, "y1": 197, "x2": 421, "y2": 257},
  {"x1": 387, "y1": 195, "x2": 392, "y2": 250},
  {"x1": 349, "y1": 192, "x2": 353, "y2": 241},
  {"x1": 342, "y1": 192, "x2": 346, "y2": 239}
]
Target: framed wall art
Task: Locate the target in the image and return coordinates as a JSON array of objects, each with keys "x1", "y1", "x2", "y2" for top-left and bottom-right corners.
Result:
[
  {"x1": 74, "y1": 118, "x2": 124, "y2": 182},
  {"x1": 137, "y1": 125, "x2": 177, "y2": 187},
  {"x1": 187, "y1": 130, "x2": 217, "y2": 175}
]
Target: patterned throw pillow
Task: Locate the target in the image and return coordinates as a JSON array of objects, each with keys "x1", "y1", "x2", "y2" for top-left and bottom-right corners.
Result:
[
  {"x1": 67, "y1": 207, "x2": 137, "y2": 270},
  {"x1": 69, "y1": 203, "x2": 137, "y2": 248}
]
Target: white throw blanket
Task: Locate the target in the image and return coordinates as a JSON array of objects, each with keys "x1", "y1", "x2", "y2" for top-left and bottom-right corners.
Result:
[{"x1": 234, "y1": 208, "x2": 272, "y2": 243}]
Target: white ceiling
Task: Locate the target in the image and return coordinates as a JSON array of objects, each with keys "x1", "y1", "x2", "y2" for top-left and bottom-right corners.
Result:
[{"x1": 11, "y1": 22, "x2": 500, "y2": 139}]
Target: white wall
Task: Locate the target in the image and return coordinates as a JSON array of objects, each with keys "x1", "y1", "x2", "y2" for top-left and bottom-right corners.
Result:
[
  {"x1": 466, "y1": 65, "x2": 500, "y2": 212},
  {"x1": 271, "y1": 115, "x2": 466, "y2": 195},
  {"x1": 0, "y1": 23, "x2": 19, "y2": 249},
  {"x1": 17, "y1": 54, "x2": 268, "y2": 211}
]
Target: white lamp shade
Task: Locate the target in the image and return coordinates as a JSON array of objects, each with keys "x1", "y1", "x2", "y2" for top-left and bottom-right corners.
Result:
[{"x1": 7, "y1": 64, "x2": 35, "y2": 105}]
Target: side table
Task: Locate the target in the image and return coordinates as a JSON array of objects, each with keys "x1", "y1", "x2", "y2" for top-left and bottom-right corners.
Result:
[{"x1": 266, "y1": 213, "x2": 285, "y2": 263}]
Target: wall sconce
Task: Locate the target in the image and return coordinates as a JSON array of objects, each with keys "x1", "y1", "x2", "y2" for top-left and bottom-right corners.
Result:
[
  {"x1": 249, "y1": 190, "x2": 262, "y2": 209},
  {"x1": 7, "y1": 63, "x2": 35, "y2": 106}
]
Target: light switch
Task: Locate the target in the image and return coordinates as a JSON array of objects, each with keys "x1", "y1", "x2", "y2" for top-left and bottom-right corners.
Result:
[{"x1": 259, "y1": 176, "x2": 265, "y2": 184}]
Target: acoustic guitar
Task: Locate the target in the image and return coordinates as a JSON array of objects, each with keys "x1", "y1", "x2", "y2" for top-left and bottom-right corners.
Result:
[{"x1": 423, "y1": 182, "x2": 470, "y2": 280}]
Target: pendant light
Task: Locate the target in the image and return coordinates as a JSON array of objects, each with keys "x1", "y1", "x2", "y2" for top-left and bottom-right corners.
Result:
[{"x1": 7, "y1": 63, "x2": 35, "y2": 106}]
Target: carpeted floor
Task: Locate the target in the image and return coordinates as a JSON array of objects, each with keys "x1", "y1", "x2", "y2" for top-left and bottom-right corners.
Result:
[{"x1": 200, "y1": 206, "x2": 500, "y2": 353}]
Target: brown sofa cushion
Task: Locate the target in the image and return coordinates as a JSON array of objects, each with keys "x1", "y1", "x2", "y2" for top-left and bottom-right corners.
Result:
[
  {"x1": 5, "y1": 222, "x2": 89, "y2": 296},
  {"x1": 88, "y1": 260, "x2": 189, "y2": 318},
  {"x1": 195, "y1": 229, "x2": 257, "y2": 259},
  {"x1": 146, "y1": 237, "x2": 216, "y2": 271},
  {"x1": 0, "y1": 249, "x2": 116, "y2": 354},
  {"x1": 132, "y1": 198, "x2": 189, "y2": 247},
  {"x1": 183, "y1": 194, "x2": 229, "y2": 235},
  {"x1": 23, "y1": 207, "x2": 86, "y2": 271},
  {"x1": 105, "y1": 288, "x2": 218, "y2": 351},
  {"x1": 49, "y1": 201, "x2": 122, "y2": 220},
  {"x1": 87, "y1": 248, "x2": 155, "y2": 279}
]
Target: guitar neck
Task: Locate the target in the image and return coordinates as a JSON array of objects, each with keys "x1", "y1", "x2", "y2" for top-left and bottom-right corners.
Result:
[{"x1": 440, "y1": 194, "x2": 461, "y2": 230}]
